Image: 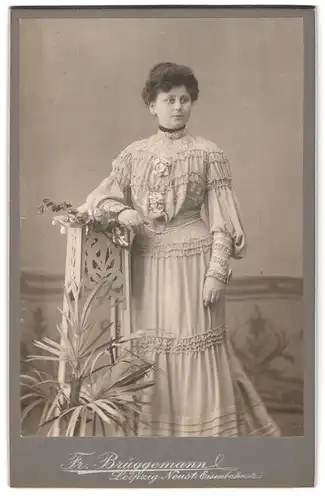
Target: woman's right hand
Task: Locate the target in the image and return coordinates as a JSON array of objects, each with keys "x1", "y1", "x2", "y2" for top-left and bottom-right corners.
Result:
[{"x1": 118, "y1": 209, "x2": 144, "y2": 231}]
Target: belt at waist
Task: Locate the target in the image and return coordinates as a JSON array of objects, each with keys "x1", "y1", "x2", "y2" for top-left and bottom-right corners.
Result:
[{"x1": 132, "y1": 214, "x2": 212, "y2": 259}]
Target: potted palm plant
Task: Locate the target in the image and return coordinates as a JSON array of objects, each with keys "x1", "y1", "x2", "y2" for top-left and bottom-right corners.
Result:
[{"x1": 20, "y1": 200, "x2": 156, "y2": 437}]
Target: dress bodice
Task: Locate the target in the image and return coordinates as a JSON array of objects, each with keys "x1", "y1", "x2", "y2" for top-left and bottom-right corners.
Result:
[
  {"x1": 82, "y1": 128, "x2": 246, "y2": 260},
  {"x1": 111, "y1": 128, "x2": 232, "y2": 224}
]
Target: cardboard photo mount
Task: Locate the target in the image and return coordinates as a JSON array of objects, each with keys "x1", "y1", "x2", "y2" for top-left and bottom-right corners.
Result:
[{"x1": 9, "y1": 6, "x2": 316, "y2": 488}]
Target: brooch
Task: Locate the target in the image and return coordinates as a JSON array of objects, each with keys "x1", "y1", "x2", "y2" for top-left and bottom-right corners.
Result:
[{"x1": 152, "y1": 156, "x2": 171, "y2": 177}]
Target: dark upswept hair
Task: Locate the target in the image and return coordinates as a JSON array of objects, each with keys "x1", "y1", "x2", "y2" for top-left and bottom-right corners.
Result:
[{"x1": 141, "y1": 62, "x2": 199, "y2": 105}]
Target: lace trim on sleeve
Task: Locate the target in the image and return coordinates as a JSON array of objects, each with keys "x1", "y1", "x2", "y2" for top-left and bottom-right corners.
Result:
[
  {"x1": 205, "y1": 231, "x2": 232, "y2": 283},
  {"x1": 206, "y1": 268, "x2": 232, "y2": 284},
  {"x1": 208, "y1": 255, "x2": 229, "y2": 268},
  {"x1": 206, "y1": 151, "x2": 233, "y2": 191}
]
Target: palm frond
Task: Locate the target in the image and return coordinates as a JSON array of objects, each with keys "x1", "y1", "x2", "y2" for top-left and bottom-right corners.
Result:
[
  {"x1": 20, "y1": 373, "x2": 43, "y2": 384},
  {"x1": 65, "y1": 406, "x2": 84, "y2": 437},
  {"x1": 112, "y1": 381, "x2": 155, "y2": 394},
  {"x1": 79, "y1": 345, "x2": 109, "y2": 381},
  {"x1": 32, "y1": 340, "x2": 62, "y2": 357},
  {"x1": 21, "y1": 393, "x2": 39, "y2": 403},
  {"x1": 40, "y1": 400, "x2": 52, "y2": 427},
  {"x1": 40, "y1": 405, "x2": 80, "y2": 434},
  {"x1": 86, "y1": 363, "x2": 113, "y2": 378},
  {"x1": 89, "y1": 350, "x2": 107, "y2": 377},
  {"x1": 79, "y1": 322, "x2": 113, "y2": 358},
  {"x1": 87, "y1": 402, "x2": 123, "y2": 429},
  {"x1": 98, "y1": 416, "x2": 106, "y2": 437},
  {"x1": 45, "y1": 388, "x2": 67, "y2": 422},
  {"x1": 21, "y1": 398, "x2": 44, "y2": 424},
  {"x1": 80, "y1": 280, "x2": 106, "y2": 329},
  {"x1": 95, "y1": 399, "x2": 129, "y2": 422},
  {"x1": 26, "y1": 355, "x2": 65, "y2": 363},
  {"x1": 110, "y1": 362, "x2": 155, "y2": 389},
  {"x1": 38, "y1": 336, "x2": 62, "y2": 350}
]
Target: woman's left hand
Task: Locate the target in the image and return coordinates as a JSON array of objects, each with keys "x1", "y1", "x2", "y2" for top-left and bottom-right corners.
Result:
[{"x1": 203, "y1": 277, "x2": 225, "y2": 307}]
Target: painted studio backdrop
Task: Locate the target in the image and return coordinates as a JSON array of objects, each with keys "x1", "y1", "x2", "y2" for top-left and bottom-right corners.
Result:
[{"x1": 19, "y1": 17, "x2": 304, "y2": 436}]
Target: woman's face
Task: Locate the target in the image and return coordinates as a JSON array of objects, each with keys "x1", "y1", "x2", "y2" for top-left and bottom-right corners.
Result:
[{"x1": 149, "y1": 85, "x2": 192, "y2": 129}]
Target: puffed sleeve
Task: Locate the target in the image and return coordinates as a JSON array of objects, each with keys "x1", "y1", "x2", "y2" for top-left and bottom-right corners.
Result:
[
  {"x1": 78, "y1": 149, "x2": 132, "y2": 217},
  {"x1": 203, "y1": 149, "x2": 246, "y2": 284}
]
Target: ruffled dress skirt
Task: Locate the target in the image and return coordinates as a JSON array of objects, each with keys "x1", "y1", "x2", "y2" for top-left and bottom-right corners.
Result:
[{"x1": 128, "y1": 217, "x2": 281, "y2": 437}]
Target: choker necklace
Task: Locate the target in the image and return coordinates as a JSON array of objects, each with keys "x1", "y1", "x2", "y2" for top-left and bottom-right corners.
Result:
[{"x1": 158, "y1": 124, "x2": 186, "y2": 133}]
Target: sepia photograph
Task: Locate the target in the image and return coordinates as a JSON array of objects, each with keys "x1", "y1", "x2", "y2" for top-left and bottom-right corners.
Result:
[
  {"x1": 18, "y1": 10, "x2": 306, "y2": 440},
  {"x1": 9, "y1": 3, "x2": 317, "y2": 489}
]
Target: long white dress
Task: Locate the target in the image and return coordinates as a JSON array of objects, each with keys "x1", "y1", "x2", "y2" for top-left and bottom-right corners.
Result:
[{"x1": 83, "y1": 127, "x2": 281, "y2": 437}]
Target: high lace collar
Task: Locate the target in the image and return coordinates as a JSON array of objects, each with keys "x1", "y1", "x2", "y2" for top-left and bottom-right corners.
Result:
[{"x1": 157, "y1": 125, "x2": 188, "y2": 141}]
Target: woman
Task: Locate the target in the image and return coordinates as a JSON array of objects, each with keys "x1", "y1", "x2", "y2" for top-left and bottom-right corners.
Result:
[{"x1": 78, "y1": 62, "x2": 281, "y2": 437}]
